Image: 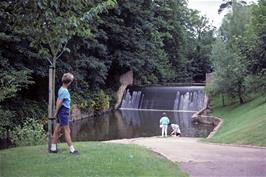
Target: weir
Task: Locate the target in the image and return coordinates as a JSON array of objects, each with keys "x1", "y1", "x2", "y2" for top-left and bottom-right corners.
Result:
[{"x1": 120, "y1": 86, "x2": 205, "y2": 111}]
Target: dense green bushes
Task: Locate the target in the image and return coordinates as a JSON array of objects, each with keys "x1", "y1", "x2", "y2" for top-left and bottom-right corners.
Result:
[
  {"x1": 72, "y1": 89, "x2": 111, "y2": 113},
  {"x1": 11, "y1": 118, "x2": 46, "y2": 146}
]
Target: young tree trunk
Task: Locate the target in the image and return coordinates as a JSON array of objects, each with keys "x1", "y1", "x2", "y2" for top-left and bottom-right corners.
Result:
[
  {"x1": 221, "y1": 94, "x2": 225, "y2": 106},
  {"x1": 238, "y1": 84, "x2": 244, "y2": 104}
]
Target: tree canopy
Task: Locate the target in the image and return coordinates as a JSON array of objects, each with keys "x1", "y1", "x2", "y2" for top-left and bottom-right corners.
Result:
[{"x1": 210, "y1": 0, "x2": 266, "y2": 104}]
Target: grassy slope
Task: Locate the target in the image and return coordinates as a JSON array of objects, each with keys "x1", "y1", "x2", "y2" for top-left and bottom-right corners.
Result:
[
  {"x1": 0, "y1": 142, "x2": 188, "y2": 177},
  {"x1": 208, "y1": 96, "x2": 266, "y2": 146}
]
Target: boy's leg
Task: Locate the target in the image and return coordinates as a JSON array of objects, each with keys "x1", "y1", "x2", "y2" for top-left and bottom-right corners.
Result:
[
  {"x1": 63, "y1": 125, "x2": 78, "y2": 154},
  {"x1": 161, "y1": 127, "x2": 164, "y2": 137},
  {"x1": 50, "y1": 124, "x2": 61, "y2": 152},
  {"x1": 63, "y1": 125, "x2": 72, "y2": 146},
  {"x1": 165, "y1": 126, "x2": 168, "y2": 137}
]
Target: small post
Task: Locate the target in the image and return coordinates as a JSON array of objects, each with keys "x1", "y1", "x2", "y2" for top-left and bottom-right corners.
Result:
[{"x1": 48, "y1": 65, "x2": 56, "y2": 152}]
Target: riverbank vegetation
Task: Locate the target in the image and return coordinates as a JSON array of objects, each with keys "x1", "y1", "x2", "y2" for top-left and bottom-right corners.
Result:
[
  {"x1": 0, "y1": 142, "x2": 188, "y2": 177},
  {"x1": 208, "y1": 96, "x2": 266, "y2": 147}
]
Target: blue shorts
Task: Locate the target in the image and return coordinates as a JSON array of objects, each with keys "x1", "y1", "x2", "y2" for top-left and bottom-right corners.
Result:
[{"x1": 57, "y1": 106, "x2": 70, "y2": 126}]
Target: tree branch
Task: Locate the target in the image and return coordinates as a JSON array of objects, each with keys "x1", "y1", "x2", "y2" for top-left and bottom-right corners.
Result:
[
  {"x1": 55, "y1": 41, "x2": 68, "y2": 61},
  {"x1": 0, "y1": 32, "x2": 21, "y2": 43}
]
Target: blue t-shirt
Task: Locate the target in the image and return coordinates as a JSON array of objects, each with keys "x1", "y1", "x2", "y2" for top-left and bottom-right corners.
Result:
[
  {"x1": 58, "y1": 87, "x2": 71, "y2": 109},
  {"x1": 160, "y1": 116, "x2": 170, "y2": 125}
]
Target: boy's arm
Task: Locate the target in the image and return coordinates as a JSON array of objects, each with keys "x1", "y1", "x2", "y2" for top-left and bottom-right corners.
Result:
[{"x1": 54, "y1": 99, "x2": 63, "y2": 118}]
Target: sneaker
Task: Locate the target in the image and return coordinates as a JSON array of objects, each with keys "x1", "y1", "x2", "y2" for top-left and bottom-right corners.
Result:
[
  {"x1": 70, "y1": 150, "x2": 79, "y2": 155},
  {"x1": 49, "y1": 150, "x2": 58, "y2": 153}
]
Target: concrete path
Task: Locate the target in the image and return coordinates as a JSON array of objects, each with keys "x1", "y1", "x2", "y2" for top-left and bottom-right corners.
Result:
[{"x1": 107, "y1": 137, "x2": 266, "y2": 177}]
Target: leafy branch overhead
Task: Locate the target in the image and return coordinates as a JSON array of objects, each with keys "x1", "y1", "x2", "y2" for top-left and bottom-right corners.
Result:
[
  {"x1": 7, "y1": 0, "x2": 117, "y2": 63},
  {"x1": 218, "y1": 0, "x2": 247, "y2": 14}
]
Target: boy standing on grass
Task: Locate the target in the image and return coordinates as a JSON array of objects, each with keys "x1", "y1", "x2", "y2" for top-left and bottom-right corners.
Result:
[
  {"x1": 50, "y1": 73, "x2": 79, "y2": 155},
  {"x1": 159, "y1": 112, "x2": 170, "y2": 137}
]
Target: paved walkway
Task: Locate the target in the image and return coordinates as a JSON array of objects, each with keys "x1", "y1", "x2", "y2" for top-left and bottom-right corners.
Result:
[{"x1": 107, "y1": 137, "x2": 266, "y2": 177}]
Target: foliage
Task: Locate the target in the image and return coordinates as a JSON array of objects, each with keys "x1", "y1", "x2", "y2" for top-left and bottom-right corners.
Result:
[
  {"x1": 0, "y1": 50, "x2": 34, "y2": 137},
  {"x1": 209, "y1": 1, "x2": 266, "y2": 104},
  {"x1": 0, "y1": 52, "x2": 33, "y2": 102},
  {"x1": 218, "y1": 0, "x2": 247, "y2": 14},
  {"x1": 12, "y1": 99, "x2": 48, "y2": 124},
  {"x1": 72, "y1": 89, "x2": 110, "y2": 113},
  {"x1": 247, "y1": 0, "x2": 266, "y2": 75},
  {"x1": 0, "y1": 107, "x2": 14, "y2": 137},
  {"x1": 186, "y1": 9, "x2": 216, "y2": 82},
  {"x1": 72, "y1": 92, "x2": 95, "y2": 111},
  {"x1": 11, "y1": 118, "x2": 46, "y2": 146},
  {"x1": 92, "y1": 90, "x2": 110, "y2": 113},
  {"x1": 211, "y1": 38, "x2": 248, "y2": 103},
  {"x1": 3, "y1": 0, "x2": 116, "y2": 64},
  {"x1": 244, "y1": 71, "x2": 266, "y2": 101}
]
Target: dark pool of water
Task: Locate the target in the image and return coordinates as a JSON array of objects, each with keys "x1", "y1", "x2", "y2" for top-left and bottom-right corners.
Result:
[{"x1": 70, "y1": 110, "x2": 214, "y2": 142}]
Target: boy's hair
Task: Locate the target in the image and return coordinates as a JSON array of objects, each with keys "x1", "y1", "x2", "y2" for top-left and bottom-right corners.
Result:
[
  {"x1": 162, "y1": 112, "x2": 167, "y2": 116},
  {"x1": 62, "y1": 73, "x2": 74, "y2": 84}
]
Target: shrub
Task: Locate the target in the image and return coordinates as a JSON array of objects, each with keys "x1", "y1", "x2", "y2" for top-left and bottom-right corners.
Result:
[
  {"x1": 72, "y1": 89, "x2": 111, "y2": 114},
  {"x1": 92, "y1": 90, "x2": 110, "y2": 113},
  {"x1": 0, "y1": 108, "x2": 14, "y2": 138},
  {"x1": 11, "y1": 118, "x2": 46, "y2": 146},
  {"x1": 72, "y1": 93, "x2": 95, "y2": 112}
]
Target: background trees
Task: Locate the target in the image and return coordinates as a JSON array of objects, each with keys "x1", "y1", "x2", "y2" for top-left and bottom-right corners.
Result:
[{"x1": 210, "y1": 0, "x2": 266, "y2": 104}]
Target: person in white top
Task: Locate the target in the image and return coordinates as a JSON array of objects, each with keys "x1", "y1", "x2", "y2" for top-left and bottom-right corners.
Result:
[{"x1": 169, "y1": 123, "x2": 181, "y2": 136}]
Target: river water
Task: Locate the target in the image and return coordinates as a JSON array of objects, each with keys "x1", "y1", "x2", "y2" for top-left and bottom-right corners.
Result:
[
  {"x1": 70, "y1": 110, "x2": 214, "y2": 141},
  {"x1": 70, "y1": 86, "x2": 214, "y2": 141}
]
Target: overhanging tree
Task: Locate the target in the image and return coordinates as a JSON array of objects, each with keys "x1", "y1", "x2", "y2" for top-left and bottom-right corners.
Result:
[{"x1": 2, "y1": 0, "x2": 116, "y2": 150}]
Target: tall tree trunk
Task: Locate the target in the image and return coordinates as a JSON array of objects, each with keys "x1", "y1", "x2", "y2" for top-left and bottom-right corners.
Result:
[{"x1": 48, "y1": 58, "x2": 56, "y2": 152}]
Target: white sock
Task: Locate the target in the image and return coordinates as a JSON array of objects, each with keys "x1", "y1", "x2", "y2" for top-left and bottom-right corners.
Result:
[
  {"x1": 51, "y1": 144, "x2": 57, "y2": 151},
  {"x1": 69, "y1": 145, "x2": 75, "y2": 153}
]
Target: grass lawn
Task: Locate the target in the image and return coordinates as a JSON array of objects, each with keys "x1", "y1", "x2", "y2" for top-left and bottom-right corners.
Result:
[
  {"x1": 0, "y1": 141, "x2": 188, "y2": 177},
  {"x1": 207, "y1": 96, "x2": 266, "y2": 147}
]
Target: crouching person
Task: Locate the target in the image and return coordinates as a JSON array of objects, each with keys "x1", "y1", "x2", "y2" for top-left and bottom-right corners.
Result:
[{"x1": 170, "y1": 123, "x2": 181, "y2": 137}]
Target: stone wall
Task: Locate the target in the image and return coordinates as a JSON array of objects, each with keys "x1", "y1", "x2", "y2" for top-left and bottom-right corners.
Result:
[
  {"x1": 71, "y1": 104, "x2": 94, "y2": 121},
  {"x1": 206, "y1": 72, "x2": 214, "y2": 85},
  {"x1": 192, "y1": 96, "x2": 224, "y2": 139},
  {"x1": 115, "y1": 70, "x2": 133, "y2": 109},
  {"x1": 192, "y1": 72, "x2": 224, "y2": 139}
]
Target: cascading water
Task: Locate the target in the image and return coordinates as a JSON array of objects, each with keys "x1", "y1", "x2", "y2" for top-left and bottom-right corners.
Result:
[
  {"x1": 120, "y1": 86, "x2": 205, "y2": 111},
  {"x1": 117, "y1": 85, "x2": 212, "y2": 137}
]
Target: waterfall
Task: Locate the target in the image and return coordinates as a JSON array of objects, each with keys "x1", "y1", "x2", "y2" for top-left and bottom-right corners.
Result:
[{"x1": 120, "y1": 86, "x2": 205, "y2": 111}]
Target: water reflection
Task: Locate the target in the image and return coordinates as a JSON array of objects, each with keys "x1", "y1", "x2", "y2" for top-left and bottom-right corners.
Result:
[{"x1": 70, "y1": 110, "x2": 214, "y2": 142}]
